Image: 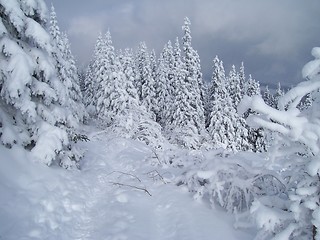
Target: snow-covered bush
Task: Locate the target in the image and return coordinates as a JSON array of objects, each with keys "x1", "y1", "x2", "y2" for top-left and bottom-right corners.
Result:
[
  {"x1": 177, "y1": 151, "x2": 287, "y2": 213},
  {"x1": 238, "y1": 47, "x2": 320, "y2": 239}
]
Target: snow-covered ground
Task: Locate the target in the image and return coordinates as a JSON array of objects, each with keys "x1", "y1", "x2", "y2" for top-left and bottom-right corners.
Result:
[{"x1": 0, "y1": 126, "x2": 255, "y2": 240}]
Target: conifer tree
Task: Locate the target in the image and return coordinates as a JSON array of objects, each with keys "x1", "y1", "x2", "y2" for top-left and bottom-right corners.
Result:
[
  {"x1": 49, "y1": 5, "x2": 87, "y2": 123},
  {"x1": 207, "y1": 57, "x2": 249, "y2": 151},
  {"x1": 243, "y1": 75, "x2": 266, "y2": 152},
  {"x1": 181, "y1": 17, "x2": 206, "y2": 137},
  {"x1": 136, "y1": 42, "x2": 157, "y2": 118},
  {"x1": 206, "y1": 56, "x2": 227, "y2": 126},
  {"x1": 51, "y1": 13, "x2": 83, "y2": 121},
  {"x1": 83, "y1": 33, "x2": 105, "y2": 115},
  {"x1": 239, "y1": 62, "x2": 246, "y2": 97},
  {"x1": 94, "y1": 31, "x2": 122, "y2": 124},
  {"x1": 227, "y1": 65, "x2": 242, "y2": 109},
  {"x1": 155, "y1": 40, "x2": 175, "y2": 126},
  {"x1": 0, "y1": 0, "x2": 82, "y2": 168},
  {"x1": 262, "y1": 86, "x2": 276, "y2": 108},
  {"x1": 244, "y1": 74, "x2": 261, "y2": 97},
  {"x1": 163, "y1": 37, "x2": 202, "y2": 149},
  {"x1": 273, "y1": 82, "x2": 285, "y2": 109}
]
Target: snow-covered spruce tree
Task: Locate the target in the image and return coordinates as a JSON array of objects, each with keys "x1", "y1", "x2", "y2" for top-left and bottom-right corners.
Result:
[
  {"x1": 239, "y1": 62, "x2": 246, "y2": 97},
  {"x1": 161, "y1": 37, "x2": 199, "y2": 149},
  {"x1": 49, "y1": 6, "x2": 87, "y2": 123},
  {"x1": 262, "y1": 85, "x2": 276, "y2": 108},
  {"x1": 244, "y1": 74, "x2": 261, "y2": 98},
  {"x1": 83, "y1": 32, "x2": 107, "y2": 117},
  {"x1": 207, "y1": 57, "x2": 248, "y2": 151},
  {"x1": 274, "y1": 82, "x2": 285, "y2": 109},
  {"x1": 168, "y1": 43, "x2": 194, "y2": 147},
  {"x1": 60, "y1": 32, "x2": 87, "y2": 121},
  {"x1": 83, "y1": 60, "x2": 96, "y2": 115},
  {"x1": 119, "y1": 48, "x2": 139, "y2": 103},
  {"x1": 181, "y1": 17, "x2": 206, "y2": 138},
  {"x1": 238, "y1": 47, "x2": 320, "y2": 239},
  {"x1": 227, "y1": 65, "x2": 242, "y2": 109},
  {"x1": 205, "y1": 56, "x2": 224, "y2": 127},
  {"x1": 154, "y1": 40, "x2": 175, "y2": 126},
  {"x1": 0, "y1": 0, "x2": 83, "y2": 168},
  {"x1": 135, "y1": 42, "x2": 157, "y2": 118},
  {"x1": 242, "y1": 75, "x2": 267, "y2": 152},
  {"x1": 93, "y1": 30, "x2": 126, "y2": 125},
  {"x1": 150, "y1": 49, "x2": 157, "y2": 85}
]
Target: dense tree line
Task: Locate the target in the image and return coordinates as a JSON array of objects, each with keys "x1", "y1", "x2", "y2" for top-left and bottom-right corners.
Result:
[{"x1": 82, "y1": 17, "x2": 282, "y2": 152}]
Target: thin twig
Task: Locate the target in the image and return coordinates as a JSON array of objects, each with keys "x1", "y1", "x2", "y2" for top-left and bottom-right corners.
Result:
[
  {"x1": 151, "y1": 149, "x2": 162, "y2": 165},
  {"x1": 109, "y1": 182, "x2": 152, "y2": 196},
  {"x1": 145, "y1": 170, "x2": 167, "y2": 184},
  {"x1": 107, "y1": 171, "x2": 142, "y2": 182}
]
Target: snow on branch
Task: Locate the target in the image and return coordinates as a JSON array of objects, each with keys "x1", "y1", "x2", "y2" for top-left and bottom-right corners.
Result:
[{"x1": 239, "y1": 94, "x2": 320, "y2": 154}]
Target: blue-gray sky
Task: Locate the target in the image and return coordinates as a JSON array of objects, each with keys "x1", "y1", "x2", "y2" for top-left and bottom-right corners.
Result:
[{"x1": 45, "y1": 0, "x2": 320, "y2": 88}]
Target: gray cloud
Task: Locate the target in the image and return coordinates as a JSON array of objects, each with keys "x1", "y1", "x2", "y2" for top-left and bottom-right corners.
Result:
[{"x1": 46, "y1": 0, "x2": 320, "y2": 87}]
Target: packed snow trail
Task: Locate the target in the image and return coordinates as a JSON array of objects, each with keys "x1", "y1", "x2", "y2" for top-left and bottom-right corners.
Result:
[{"x1": 0, "y1": 127, "x2": 254, "y2": 239}]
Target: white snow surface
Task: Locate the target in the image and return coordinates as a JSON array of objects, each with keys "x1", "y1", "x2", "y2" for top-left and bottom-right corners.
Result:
[{"x1": 0, "y1": 126, "x2": 254, "y2": 240}]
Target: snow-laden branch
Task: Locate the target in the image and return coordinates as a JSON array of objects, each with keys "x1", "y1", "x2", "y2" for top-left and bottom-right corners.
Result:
[
  {"x1": 238, "y1": 47, "x2": 320, "y2": 155},
  {"x1": 239, "y1": 94, "x2": 320, "y2": 154}
]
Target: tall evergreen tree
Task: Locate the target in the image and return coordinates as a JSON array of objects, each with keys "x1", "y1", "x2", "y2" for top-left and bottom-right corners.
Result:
[
  {"x1": 155, "y1": 40, "x2": 175, "y2": 126},
  {"x1": 0, "y1": 0, "x2": 82, "y2": 168},
  {"x1": 243, "y1": 74, "x2": 267, "y2": 152},
  {"x1": 244, "y1": 74, "x2": 261, "y2": 97},
  {"x1": 207, "y1": 57, "x2": 249, "y2": 151},
  {"x1": 181, "y1": 17, "x2": 206, "y2": 137},
  {"x1": 274, "y1": 82, "x2": 285, "y2": 109},
  {"x1": 136, "y1": 42, "x2": 157, "y2": 118},
  {"x1": 206, "y1": 56, "x2": 227, "y2": 127},
  {"x1": 83, "y1": 33, "x2": 105, "y2": 115},
  {"x1": 49, "y1": 6, "x2": 87, "y2": 123},
  {"x1": 227, "y1": 64, "x2": 242, "y2": 109},
  {"x1": 262, "y1": 86, "x2": 276, "y2": 108},
  {"x1": 94, "y1": 31, "x2": 121, "y2": 124}
]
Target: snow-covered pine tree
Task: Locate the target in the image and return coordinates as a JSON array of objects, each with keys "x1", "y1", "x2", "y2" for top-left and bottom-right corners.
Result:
[
  {"x1": 0, "y1": 0, "x2": 83, "y2": 168},
  {"x1": 239, "y1": 62, "x2": 246, "y2": 97},
  {"x1": 206, "y1": 56, "x2": 224, "y2": 127},
  {"x1": 262, "y1": 85, "x2": 276, "y2": 108},
  {"x1": 94, "y1": 30, "x2": 123, "y2": 124},
  {"x1": 135, "y1": 42, "x2": 157, "y2": 119},
  {"x1": 119, "y1": 48, "x2": 139, "y2": 103},
  {"x1": 162, "y1": 37, "x2": 201, "y2": 149},
  {"x1": 273, "y1": 82, "x2": 285, "y2": 109},
  {"x1": 83, "y1": 33, "x2": 106, "y2": 116},
  {"x1": 150, "y1": 49, "x2": 157, "y2": 85},
  {"x1": 227, "y1": 65, "x2": 242, "y2": 109},
  {"x1": 181, "y1": 17, "x2": 206, "y2": 139},
  {"x1": 242, "y1": 75, "x2": 267, "y2": 152},
  {"x1": 60, "y1": 32, "x2": 87, "y2": 122},
  {"x1": 244, "y1": 74, "x2": 261, "y2": 97},
  {"x1": 108, "y1": 49, "x2": 165, "y2": 150},
  {"x1": 207, "y1": 57, "x2": 249, "y2": 151},
  {"x1": 154, "y1": 40, "x2": 175, "y2": 126},
  {"x1": 49, "y1": 6, "x2": 87, "y2": 123}
]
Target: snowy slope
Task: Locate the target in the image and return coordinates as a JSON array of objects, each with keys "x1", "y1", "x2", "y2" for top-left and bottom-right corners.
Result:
[{"x1": 0, "y1": 126, "x2": 254, "y2": 240}]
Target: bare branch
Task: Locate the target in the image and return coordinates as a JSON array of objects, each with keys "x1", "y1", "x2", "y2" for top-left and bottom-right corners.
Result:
[
  {"x1": 107, "y1": 171, "x2": 142, "y2": 182},
  {"x1": 109, "y1": 182, "x2": 152, "y2": 196},
  {"x1": 151, "y1": 149, "x2": 162, "y2": 165},
  {"x1": 145, "y1": 170, "x2": 167, "y2": 184}
]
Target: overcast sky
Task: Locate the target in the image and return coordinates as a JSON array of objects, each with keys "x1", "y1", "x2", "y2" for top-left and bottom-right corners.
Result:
[{"x1": 45, "y1": 0, "x2": 320, "y2": 88}]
